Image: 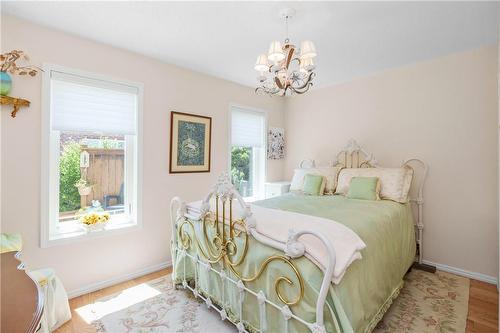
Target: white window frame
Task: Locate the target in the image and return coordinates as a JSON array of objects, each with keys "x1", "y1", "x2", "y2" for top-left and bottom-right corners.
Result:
[
  {"x1": 41, "y1": 64, "x2": 143, "y2": 248},
  {"x1": 228, "y1": 104, "x2": 267, "y2": 201}
]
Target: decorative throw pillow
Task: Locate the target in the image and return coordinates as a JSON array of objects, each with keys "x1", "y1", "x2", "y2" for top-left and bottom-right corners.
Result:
[
  {"x1": 347, "y1": 177, "x2": 381, "y2": 201},
  {"x1": 290, "y1": 166, "x2": 340, "y2": 194},
  {"x1": 302, "y1": 174, "x2": 325, "y2": 196},
  {"x1": 336, "y1": 167, "x2": 414, "y2": 203}
]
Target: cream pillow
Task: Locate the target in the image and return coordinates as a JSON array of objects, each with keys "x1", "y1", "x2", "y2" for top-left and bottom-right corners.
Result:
[
  {"x1": 290, "y1": 168, "x2": 309, "y2": 192},
  {"x1": 314, "y1": 166, "x2": 340, "y2": 195},
  {"x1": 290, "y1": 166, "x2": 340, "y2": 194},
  {"x1": 336, "y1": 167, "x2": 413, "y2": 203}
]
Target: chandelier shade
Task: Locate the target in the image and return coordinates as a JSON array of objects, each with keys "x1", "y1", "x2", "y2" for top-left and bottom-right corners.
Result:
[
  {"x1": 300, "y1": 40, "x2": 317, "y2": 59},
  {"x1": 254, "y1": 54, "x2": 269, "y2": 72},
  {"x1": 300, "y1": 58, "x2": 315, "y2": 73},
  {"x1": 254, "y1": 8, "x2": 317, "y2": 96},
  {"x1": 268, "y1": 41, "x2": 285, "y2": 63}
]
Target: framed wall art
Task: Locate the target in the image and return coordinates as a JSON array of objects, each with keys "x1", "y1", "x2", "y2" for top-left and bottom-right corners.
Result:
[
  {"x1": 169, "y1": 111, "x2": 212, "y2": 173},
  {"x1": 267, "y1": 127, "x2": 285, "y2": 160}
]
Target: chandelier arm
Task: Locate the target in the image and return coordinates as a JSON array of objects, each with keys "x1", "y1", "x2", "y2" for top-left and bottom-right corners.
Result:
[
  {"x1": 274, "y1": 76, "x2": 285, "y2": 90},
  {"x1": 291, "y1": 85, "x2": 308, "y2": 95},
  {"x1": 289, "y1": 74, "x2": 315, "y2": 94},
  {"x1": 298, "y1": 84, "x2": 311, "y2": 93},
  {"x1": 284, "y1": 46, "x2": 294, "y2": 71},
  {"x1": 291, "y1": 57, "x2": 301, "y2": 66},
  {"x1": 294, "y1": 81, "x2": 314, "y2": 94}
]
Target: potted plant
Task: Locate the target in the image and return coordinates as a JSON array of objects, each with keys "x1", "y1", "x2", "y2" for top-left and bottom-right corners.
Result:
[
  {"x1": 76, "y1": 200, "x2": 110, "y2": 232},
  {"x1": 0, "y1": 50, "x2": 41, "y2": 96},
  {"x1": 74, "y1": 178, "x2": 93, "y2": 196}
]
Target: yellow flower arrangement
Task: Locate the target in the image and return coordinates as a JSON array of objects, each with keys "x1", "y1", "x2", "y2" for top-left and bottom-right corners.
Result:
[{"x1": 80, "y1": 212, "x2": 110, "y2": 225}]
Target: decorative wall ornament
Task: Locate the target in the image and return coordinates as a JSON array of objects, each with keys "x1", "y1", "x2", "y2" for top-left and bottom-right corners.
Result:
[
  {"x1": 267, "y1": 127, "x2": 285, "y2": 160},
  {"x1": 0, "y1": 50, "x2": 41, "y2": 117},
  {"x1": 0, "y1": 96, "x2": 30, "y2": 118},
  {"x1": 0, "y1": 50, "x2": 41, "y2": 77},
  {"x1": 254, "y1": 8, "x2": 317, "y2": 96},
  {"x1": 169, "y1": 111, "x2": 212, "y2": 173}
]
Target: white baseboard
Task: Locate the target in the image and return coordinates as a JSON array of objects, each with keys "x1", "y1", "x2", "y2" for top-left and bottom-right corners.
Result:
[
  {"x1": 422, "y1": 260, "x2": 498, "y2": 285},
  {"x1": 68, "y1": 260, "x2": 172, "y2": 299}
]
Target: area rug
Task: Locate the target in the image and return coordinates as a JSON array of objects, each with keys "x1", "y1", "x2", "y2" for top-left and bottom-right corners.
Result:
[
  {"x1": 87, "y1": 270, "x2": 469, "y2": 333},
  {"x1": 375, "y1": 270, "x2": 469, "y2": 333},
  {"x1": 85, "y1": 275, "x2": 234, "y2": 333}
]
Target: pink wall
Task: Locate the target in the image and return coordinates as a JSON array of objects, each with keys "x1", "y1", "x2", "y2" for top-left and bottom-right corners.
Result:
[
  {"x1": 0, "y1": 15, "x2": 285, "y2": 293},
  {"x1": 285, "y1": 46, "x2": 499, "y2": 279}
]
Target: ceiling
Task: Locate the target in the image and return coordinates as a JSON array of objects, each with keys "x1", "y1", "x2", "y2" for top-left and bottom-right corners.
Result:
[{"x1": 2, "y1": 1, "x2": 498, "y2": 88}]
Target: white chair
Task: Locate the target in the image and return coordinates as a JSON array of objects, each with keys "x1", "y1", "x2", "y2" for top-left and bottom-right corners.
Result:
[{"x1": 29, "y1": 268, "x2": 71, "y2": 332}]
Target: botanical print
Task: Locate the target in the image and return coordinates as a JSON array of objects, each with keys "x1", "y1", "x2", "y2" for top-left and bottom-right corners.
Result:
[
  {"x1": 267, "y1": 127, "x2": 285, "y2": 160},
  {"x1": 374, "y1": 270, "x2": 469, "y2": 333},
  {"x1": 177, "y1": 120, "x2": 205, "y2": 166}
]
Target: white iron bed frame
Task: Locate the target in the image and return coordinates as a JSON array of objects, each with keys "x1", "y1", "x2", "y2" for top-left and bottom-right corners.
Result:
[{"x1": 170, "y1": 139, "x2": 428, "y2": 333}]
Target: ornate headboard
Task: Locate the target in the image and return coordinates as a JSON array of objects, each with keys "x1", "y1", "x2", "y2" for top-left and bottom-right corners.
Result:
[
  {"x1": 300, "y1": 139, "x2": 428, "y2": 264},
  {"x1": 334, "y1": 139, "x2": 378, "y2": 168}
]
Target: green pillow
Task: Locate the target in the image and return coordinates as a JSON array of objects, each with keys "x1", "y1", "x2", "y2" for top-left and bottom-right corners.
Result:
[
  {"x1": 347, "y1": 177, "x2": 380, "y2": 200},
  {"x1": 303, "y1": 174, "x2": 324, "y2": 195}
]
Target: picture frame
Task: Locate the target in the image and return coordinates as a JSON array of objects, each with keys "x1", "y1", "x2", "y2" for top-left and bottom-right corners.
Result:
[{"x1": 169, "y1": 111, "x2": 212, "y2": 173}]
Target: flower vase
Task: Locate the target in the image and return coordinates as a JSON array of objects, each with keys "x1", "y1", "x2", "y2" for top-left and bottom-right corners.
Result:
[
  {"x1": 82, "y1": 222, "x2": 106, "y2": 232},
  {"x1": 0, "y1": 72, "x2": 12, "y2": 96}
]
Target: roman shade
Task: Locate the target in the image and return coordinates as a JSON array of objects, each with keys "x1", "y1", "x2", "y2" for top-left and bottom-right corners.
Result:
[
  {"x1": 51, "y1": 71, "x2": 138, "y2": 135},
  {"x1": 231, "y1": 107, "x2": 265, "y2": 147}
]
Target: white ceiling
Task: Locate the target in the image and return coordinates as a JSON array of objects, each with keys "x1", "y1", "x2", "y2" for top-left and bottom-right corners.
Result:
[{"x1": 2, "y1": 1, "x2": 498, "y2": 88}]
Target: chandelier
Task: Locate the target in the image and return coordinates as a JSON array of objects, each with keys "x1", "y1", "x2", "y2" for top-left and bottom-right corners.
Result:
[{"x1": 254, "y1": 8, "x2": 317, "y2": 96}]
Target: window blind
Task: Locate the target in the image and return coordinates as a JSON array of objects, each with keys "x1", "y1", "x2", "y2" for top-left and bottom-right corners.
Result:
[
  {"x1": 231, "y1": 107, "x2": 265, "y2": 148},
  {"x1": 51, "y1": 71, "x2": 138, "y2": 135}
]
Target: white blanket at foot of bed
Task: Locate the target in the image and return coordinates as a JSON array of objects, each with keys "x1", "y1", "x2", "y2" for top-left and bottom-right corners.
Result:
[{"x1": 250, "y1": 204, "x2": 366, "y2": 284}]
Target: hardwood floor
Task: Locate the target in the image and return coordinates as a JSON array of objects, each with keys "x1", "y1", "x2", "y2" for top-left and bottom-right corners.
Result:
[
  {"x1": 466, "y1": 279, "x2": 499, "y2": 333},
  {"x1": 55, "y1": 268, "x2": 172, "y2": 333},
  {"x1": 55, "y1": 268, "x2": 498, "y2": 333}
]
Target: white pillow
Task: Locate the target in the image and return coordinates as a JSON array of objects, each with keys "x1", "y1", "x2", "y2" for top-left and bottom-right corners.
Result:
[
  {"x1": 336, "y1": 167, "x2": 413, "y2": 203},
  {"x1": 290, "y1": 168, "x2": 308, "y2": 191},
  {"x1": 290, "y1": 166, "x2": 341, "y2": 194}
]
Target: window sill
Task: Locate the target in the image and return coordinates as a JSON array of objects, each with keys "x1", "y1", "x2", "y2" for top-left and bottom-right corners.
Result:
[{"x1": 42, "y1": 219, "x2": 140, "y2": 248}]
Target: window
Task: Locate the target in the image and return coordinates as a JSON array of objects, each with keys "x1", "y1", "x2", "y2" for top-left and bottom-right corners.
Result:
[
  {"x1": 230, "y1": 106, "x2": 266, "y2": 200},
  {"x1": 41, "y1": 65, "x2": 142, "y2": 246}
]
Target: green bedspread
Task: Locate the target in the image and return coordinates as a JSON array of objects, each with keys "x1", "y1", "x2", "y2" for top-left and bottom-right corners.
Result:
[{"x1": 173, "y1": 194, "x2": 415, "y2": 333}]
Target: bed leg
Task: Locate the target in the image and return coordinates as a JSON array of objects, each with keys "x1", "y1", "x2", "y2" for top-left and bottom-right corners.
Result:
[{"x1": 412, "y1": 262, "x2": 436, "y2": 273}]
